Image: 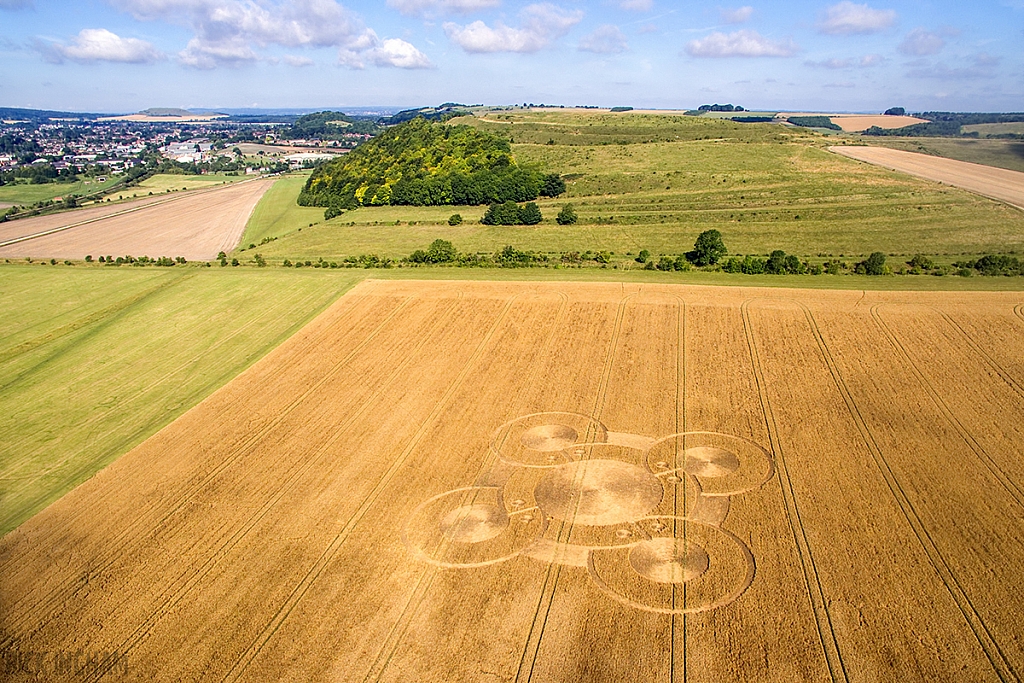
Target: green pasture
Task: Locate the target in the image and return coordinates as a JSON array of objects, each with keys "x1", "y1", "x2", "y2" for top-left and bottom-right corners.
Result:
[
  {"x1": 961, "y1": 122, "x2": 1024, "y2": 137},
  {"x1": 0, "y1": 176, "x2": 122, "y2": 206},
  {"x1": 0, "y1": 265, "x2": 363, "y2": 537},
  {"x1": 239, "y1": 173, "x2": 322, "y2": 247}
]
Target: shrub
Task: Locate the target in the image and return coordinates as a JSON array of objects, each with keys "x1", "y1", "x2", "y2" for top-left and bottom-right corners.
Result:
[
  {"x1": 908, "y1": 254, "x2": 934, "y2": 270},
  {"x1": 636, "y1": 249, "x2": 650, "y2": 264},
  {"x1": 85, "y1": 255, "x2": 92, "y2": 262},
  {"x1": 448, "y1": 213, "x2": 463, "y2": 226},
  {"x1": 556, "y1": 204, "x2": 578, "y2": 225},
  {"x1": 324, "y1": 205, "x2": 342, "y2": 220}
]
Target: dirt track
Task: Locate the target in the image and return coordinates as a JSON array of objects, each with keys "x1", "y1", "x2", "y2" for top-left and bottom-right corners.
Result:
[
  {"x1": 1, "y1": 280, "x2": 1023, "y2": 682},
  {"x1": 831, "y1": 145, "x2": 1024, "y2": 210},
  {"x1": 0, "y1": 179, "x2": 273, "y2": 261}
]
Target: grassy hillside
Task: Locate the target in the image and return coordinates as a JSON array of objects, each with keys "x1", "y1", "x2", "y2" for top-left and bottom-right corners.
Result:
[
  {"x1": 0, "y1": 266, "x2": 363, "y2": 537},
  {"x1": 244, "y1": 111, "x2": 1024, "y2": 262}
]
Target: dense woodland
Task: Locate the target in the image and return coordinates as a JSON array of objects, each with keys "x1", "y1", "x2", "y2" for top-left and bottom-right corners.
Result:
[{"x1": 298, "y1": 117, "x2": 563, "y2": 209}]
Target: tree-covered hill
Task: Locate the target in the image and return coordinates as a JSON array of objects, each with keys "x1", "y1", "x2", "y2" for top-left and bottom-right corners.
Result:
[
  {"x1": 298, "y1": 117, "x2": 562, "y2": 209},
  {"x1": 280, "y1": 111, "x2": 379, "y2": 139}
]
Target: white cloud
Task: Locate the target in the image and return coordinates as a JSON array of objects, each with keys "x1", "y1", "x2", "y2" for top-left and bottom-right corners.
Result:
[
  {"x1": 907, "y1": 53, "x2": 1000, "y2": 80},
  {"x1": 444, "y1": 3, "x2": 583, "y2": 53},
  {"x1": 366, "y1": 38, "x2": 433, "y2": 68},
  {"x1": 686, "y1": 29, "x2": 797, "y2": 58},
  {"x1": 616, "y1": 0, "x2": 653, "y2": 10},
  {"x1": 805, "y1": 57, "x2": 852, "y2": 69},
  {"x1": 897, "y1": 28, "x2": 945, "y2": 56},
  {"x1": 720, "y1": 6, "x2": 754, "y2": 24},
  {"x1": 49, "y1": 28, "x2": 163, "y2": 64},
  {"x1": 578, "y1": 24, "x2": 627, "y2": 53},
  {"x1": 386, "y1": 0, "x2": 500, "y2": 16},
  {"x1": 109, "y1": 0, "x2": 428, "y2": 69},
  {"x1": 817, "y1": 2, "x2": 896, "y2": 35},
  {"x1": 805, "y1": 53, "x2": 884, "y2": 69},
  {"x1": 283, "y1": 54, "x2": 314, "y2": 66}
]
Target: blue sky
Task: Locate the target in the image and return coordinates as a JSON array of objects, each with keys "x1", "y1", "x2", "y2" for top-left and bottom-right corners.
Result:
[{"x1": 1, "y1": 0, "x2": 1021, "y2": 112}]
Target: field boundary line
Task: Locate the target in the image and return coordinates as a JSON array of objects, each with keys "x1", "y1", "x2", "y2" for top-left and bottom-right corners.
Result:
[
  {"x1": 0, "y1": 176, "x2": 270, "y2": 249},
  {"x1": 82, "y1": 298, "x2": 470, "y2": 682},
  {"x1": 802, "y1": 303, "x2": 1018, "y2": 683},
  {"x1": 740, "y1": 299, "x2": 848, "y2": 683},
  {"x1": 871, "y1": 304, "x2": 1024, "y2": 508},
  {"x1": 516, "y1": 293, "x2": 634, "y2": 683},
  {"x1": 222, "y1": 294, "x2": 519, "y2": 683},
  {"x1": 362, "y1": 292, "x2": 572, "y2": 683},
  {"x1": 0, "y1": 294, "x2": 415, "y2": 645}
]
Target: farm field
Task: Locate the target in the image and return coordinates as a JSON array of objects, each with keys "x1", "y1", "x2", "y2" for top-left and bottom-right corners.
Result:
[
  {"x1": 832, "y1": 146, "x2": 1024, "y2": 210},
  {"x1": 0, "y1": 176, "x2": 122, "y2": 206},
  {"x1": 238, "y1": 173, "x2": 322, "y2": 247},
  {"x1": 123, "y1": 172, "x2": 245, "y2": 196},
  {"x1": 0, "y1": 177, "x2": 274, "y2": 261},
  {"x1": 860, "y1": 137, "x2": 1024, "y2": 174},
  {"x1": 1, "y1": 278, "x2": 1022, "y2": 682},
  {"x1": 0, "y1": 266, "x2": 364, "y2": 537},
  {"x1": 250, "y1": 111, "x2": 1024, "y2": 262}
]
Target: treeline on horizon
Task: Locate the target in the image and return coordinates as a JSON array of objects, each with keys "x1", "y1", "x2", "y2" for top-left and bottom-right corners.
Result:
[{"x1": 298, "y1": 117, "x2": 563, "y2": 210}]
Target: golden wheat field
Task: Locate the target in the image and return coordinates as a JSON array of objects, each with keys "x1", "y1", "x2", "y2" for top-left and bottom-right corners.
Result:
[{"x1": 1, "y1": 279, "x2": 1023, "y2": 682}]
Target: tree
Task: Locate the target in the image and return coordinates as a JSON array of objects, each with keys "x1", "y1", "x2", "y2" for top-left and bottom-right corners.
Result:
[
  {"x1": 884, "y1": 107, "x2": 906, "y2": 116},
  {"x1": 636, "y1": 249, "x2": 650, "y2": 264},
  {"x1": 426, "y1": 239, "x2": 458, "y2": 263},
  {"x1": 518, "y1": 202, "x2": 542, "y2": 225},
  {"x1": 448, "y1": 213, "x2": 462, "y2": 226},
  {"x1": 556, "y1": 204, "x2": 577, "y2": 225},
  {"x1": 482, "y1": 201, "x2": 524, "y2": 225},
  {"x1": 689, "y1": 229, "x2": 727, "y2": 266},
  {"x1": 765, "y1": 250, "x2": 787, "y2": 274},
  {"x1": 541, "y1": 174, "x2": 566, "y2": 197},
  {"x1": 856, "y1": 252, "x2": 887, "y2": 275}
]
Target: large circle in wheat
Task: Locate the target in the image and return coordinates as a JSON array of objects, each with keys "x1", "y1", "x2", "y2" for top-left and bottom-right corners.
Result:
[
  {"x1": 440, "y1": 504, "x2": 508, "y2": 543},
  {"x1": 629, "y1": 537, "x2": 710, "y2": 584},
  {"x1": 534, "y1": 459, "x2": 663, "y2": 526},
  {"x1": 520, "y1": 424, "x2": 579, "y2": 452}
]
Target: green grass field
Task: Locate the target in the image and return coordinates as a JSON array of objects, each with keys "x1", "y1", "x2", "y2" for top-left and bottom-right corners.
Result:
[
  {"x1": 961, "y1": 122, "x2": 1024, "y2": 137},
  {"x1": 239, "y1": 173, "x2": 323, "y2": 247},
  {"x1": 246, "y1": 112, "x2": 1024, "y2": 262},
  {"x1": 0, "y1": 265, "x2": 364, "y2": 537},
  {"x1": 0, "y1": 176, "x2": 122, "y2": 206},
  {"x1": 119, "y1": 172, "x2": 246, "y2": 196}
]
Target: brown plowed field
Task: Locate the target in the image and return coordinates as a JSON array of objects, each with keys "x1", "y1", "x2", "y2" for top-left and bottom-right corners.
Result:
[
  {"x1": 1, "y1": 280, "x2": 1023, "y2": 682},
  {"x1": 0, "y1": 178, "x2": 273, "y2": 261},
  {"x1": 831, "y1": 145, "x2": 1024, "y2": 210}
]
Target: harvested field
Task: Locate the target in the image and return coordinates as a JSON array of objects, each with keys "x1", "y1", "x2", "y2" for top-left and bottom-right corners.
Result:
[
  {"x1": 779, "y1": 114, "x2": 926, "y2": 132},
  {"x1": 2, "y1": 279, "x2": 1023, "y2": 682},
  {"x1": 0, "y1": 178, "x2": 274, "y2": 261},
  {"x1": 832, "y1": 145, "x2": 1024, "y2": 210}
]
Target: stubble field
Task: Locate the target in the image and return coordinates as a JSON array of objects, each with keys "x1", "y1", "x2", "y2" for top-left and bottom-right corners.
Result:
[
  {"x1": 0, "y1": 178, "x2": 273, "y2": 261},
  {"x1": 2, "y1": 279, "x2": 1022, "y2": 682}
]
